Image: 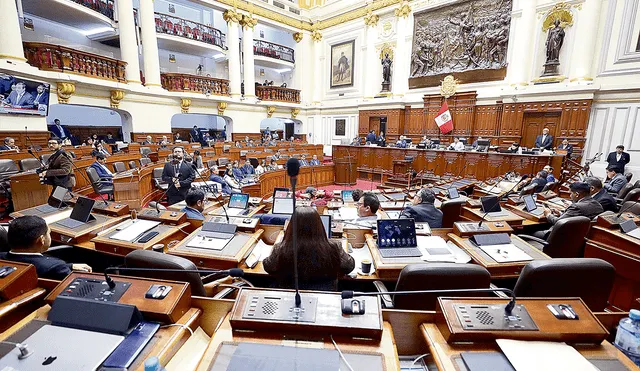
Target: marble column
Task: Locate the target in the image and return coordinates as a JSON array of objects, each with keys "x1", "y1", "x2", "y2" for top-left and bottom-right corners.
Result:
[
  {"x1": 241, "y1": 15, "x2": 257, "y2": 98},
  {"x1": 293, "y1": 32, "x2": 312, "y2": 104},
  {"x1": 117, "y1": 0, "x2": 141, "y2": 84},
  {"x1": 224, "y1": 9, "x2": 242, "y2": 97},
  {"x1": 364, "y1": 15, "x2": 379, "y2": 98},
  {"x1": 392, "y1": 3, "x2": 411, "y2": 96},
  {"x1": 0, "y1": 0, "x2": 26, "y2": 62},
  {"x1": 139, "y1": 0, "x2": 161, "y2": 87},
  {"x1": 311, "y1": 30, "x2": 323, "y2": 104},
  {"x1": 508, "y1": 0, "x2": 537, "y2": 85},
  {"x1": 569, "y1": 0, "x2": 603, "y2": 82}
]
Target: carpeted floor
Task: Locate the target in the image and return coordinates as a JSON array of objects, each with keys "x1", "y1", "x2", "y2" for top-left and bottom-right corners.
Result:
[{"x1": 314, "y1": 179, "x2": 380, "y2": 194}]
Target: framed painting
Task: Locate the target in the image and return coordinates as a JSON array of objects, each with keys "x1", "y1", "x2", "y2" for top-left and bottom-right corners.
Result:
[
  {"x1": 330, "y1": 40, "x2": 355, "y2": 88},
  {"x1": 335, "y1": 119, "x2": 346, "y2": 136}
]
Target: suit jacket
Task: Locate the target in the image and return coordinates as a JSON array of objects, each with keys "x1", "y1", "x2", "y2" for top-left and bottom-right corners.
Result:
[
  {"x1": 44, "y1": 149, "x2": 74, "y2": 188},
  {"x1": 32, "y1": 91, "x2": 49, "y2": 107},
  {"x1": 399, "y1": 203, "x2": 443, "y2": 228},
  {"x1": 161, "y1": 161, "x2": 195, "y2": 204},
  {"x1": 209, "y1": 174, "x2": 232, "y2": 195},
  {"x1": 0, "y1": 145, "x2": 13, "y2": 151},
  {"x1": 604, "y1": 173, "x2": 628, "y2": 194},
  {"x1": 592, "y1": 189, "x2": 618, "y2": 213},
  {"x1": 310, "y1": 159, "x2": 321, "y2": 166},
  {"x1": 547, "y1": 196, "x2": 604, "y2": 225},
  {"x1": 48, "y1": 124, "x2": 69, "y2": 139},
  {"x1": 534, "y1": 134, "x2": 554, "y2": 150},
  {"x1": 299, "y1": 160, "x2": 309, "y2": 167},
  {"x1": 365, "y1": 133, "x2": 376, "y2": 143},
  {"x1": 190, "y1": 129, "x2": 201, "y2": 142},
  {"x1": 606, "y1": 152, "x2": 630, "y2": 173},
  {"x1": 89, "y1": 162, "x2": 113, "y2": 185},
  {"x1": 557, "y1": 143, "x2": 573, "y2": 157},
  {"x1": 232, "y1": 167, "x2": 245, "y2": 180},
  {"x1": 180, "y1": 206, "x2": 205, "y2": 220},
  {"x1": 241, "y1": 164, "x2": 255, "y2": 175},
  {"x1": 4, "y1": 91, "x2": 34, "y2": 107},
  {"x1": 530, "y1": 177, "x2": 548, "y2": 193},
  {"x1": 0, "y1": 252, "x2": 71, "y2": 280}
]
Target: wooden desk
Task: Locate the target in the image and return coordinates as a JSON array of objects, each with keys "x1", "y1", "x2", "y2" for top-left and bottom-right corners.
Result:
[
  {"x1": 49, "y1": 214, "x2": 127, "y2": 244},
  {"x1": 452, "y1": 221, "x2": 514, "y2": 237},
  {"x1": 447, "y1": 234, "x2": 551, "y2": 279},
  {"x1": 461, "y1": 207, "x2": 525, "y2": 227},
  {"x1": 0, "y1": 261, "x2": 37, "y2": 301},
  {"x1": 504, "y1": 203, "x2": 547, "y2": 223},
  {"x1": 138, "y1": 208, "x2": 188, "y2": 225},
  {"x1": 9, "y1": 171, "x2": 49, "y2": 211},
  {"x1": 92, "y1": 224, "x2": 187, "y2": 256},
  {"x1": 113, "y1": 165, "x2": 162, "y2": 209},
  {"x1": 585, "y1": 225, "x2": 640, "y2": 311},
  {"x1": 251, "y1": 165, "x2": 335, "y2": 198},
  {"x1": 169, "y1": 230, "x2": 263, "y2": 270}
]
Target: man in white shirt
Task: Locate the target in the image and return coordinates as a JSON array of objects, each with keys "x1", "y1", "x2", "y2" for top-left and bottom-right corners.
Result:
[
  {"x1": 353, "y1": 193, "x2": 380, "y2": 226},
  {"x1": 448, "y1": 137, "x2": 465, "y2": 151}
]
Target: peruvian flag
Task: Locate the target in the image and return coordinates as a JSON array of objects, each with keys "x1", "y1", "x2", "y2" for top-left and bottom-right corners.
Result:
[{"x1": 434, "y1": 101, "x2": 453, "y2": 134}]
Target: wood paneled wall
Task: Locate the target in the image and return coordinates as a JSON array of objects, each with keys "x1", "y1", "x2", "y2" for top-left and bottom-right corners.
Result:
[
  {"x1": 358, "y1": 92, "x2": 592, "y2": 160},
  {"x1": 131, "y1": 133, "x2": 173, "y2": 143},
  {"x1": 0, "y1": 131, "x2": 49, "y2": 149}
]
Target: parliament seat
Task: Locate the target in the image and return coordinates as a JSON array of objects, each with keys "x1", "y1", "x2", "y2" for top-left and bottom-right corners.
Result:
[
  {"x1": 113, "y1": 161, "x2": 126, "y2": 173},
  {"x1": 616, "y1": 188, "x2": 640, "y2": 207},
  {"x1": 616, "y1": 183, "x2": 634, "y2": 200},
  {"x1": 128, "y1": 160, "x2": 138, "y2": 170},
  {"x1": 373, "y1": 263, "x2": 491, "y2": 310},
  {"x1": 440, "y1": 199, "x2": 466, "y2": 228},
  {"x1": 513, "y1": 258, "x2": 615, "y2": 311},
  {"x1": 153, "y1": 168, "x2": 167, "y2": 190},
  {"x1": 207, "y1": 159, "x2": 217, "y2": 169},
  {"x1": 19, "y1": 158, "x2": 40, "y2": 172},
  {"x1": 625, "y1": 173, "x2": 633, "y2": 183},
  {"x1": 541, "y1": 181, "x2": 557, "y2": 192},
  {"x1": 217, "y1": 158, "x2": 230, "y2": 166},
  {"x1": 86, "y1": 167, "x2": 113, "y2": 199},
  {"x1": 0, "y1": 225, "x2": 7, "y2": 252},
  {"x1": 518, "y1": 216, "x2": 591, "y2": 258},
  {"x1": 40, "y1": 154, "x2": 51, "y2": 163},
  {"x1": 620, "y1": 201, "x2": 640, "y2": 215},
  {"x1": 140, "y1": 158, "x2": 152, "y2": 167},
  {"x1": 140, "y1": 147, "x2": 152, "y2": 157}
]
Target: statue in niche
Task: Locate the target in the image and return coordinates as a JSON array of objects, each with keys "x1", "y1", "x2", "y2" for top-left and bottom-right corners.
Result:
[
  {"x1": 382, "y1": 53, "x2": 392, "y2": 83},
  {"x1": 545, "y1": 20, "x2": 565, "y2": 63}
]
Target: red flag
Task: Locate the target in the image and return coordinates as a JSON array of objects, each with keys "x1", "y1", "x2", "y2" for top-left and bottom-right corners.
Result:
[{"x1": 434, "y1": 101, "x2": 453, "y2": 134}]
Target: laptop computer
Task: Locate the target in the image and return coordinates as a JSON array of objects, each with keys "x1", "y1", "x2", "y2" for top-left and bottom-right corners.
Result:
[
  {"x1": 480, "y1": 195, "x2": 508, "y2": 218},
  {"x1": 0, "y1": 324, "x2": 123, "y2": 370},
  {"x1": 272, "y1": 189, "x2": 294, "y2": 214},
  {"x1": 226, "y1": 193, "x2": 250, "y2": 216},
  {"x1": 522, "y1": 194, "x2": 544, "y2": 216},
  {"x1": 376, "y1": 219, "x2": 422, "y2": 258},
  {"x1": 36, "y1": 186, "x2": 69, "y2": 213},
  {"x1": 56, "y1": 197, "x2": 96, "y2": 229},
  {"x1": 341, "y1": 190, "x2": 354, "y2": 202},
  {"x1": 620, "y1": 219, "x2": 640, "y2": 240},
  {"x1": 319, "y1": 214, "x2": 331, "y2": 238}
]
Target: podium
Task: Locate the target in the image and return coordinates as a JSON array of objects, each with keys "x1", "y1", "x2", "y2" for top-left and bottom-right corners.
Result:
[
  {"x1": 335, "y1": 156, "x2": 356, "y2": 185},
  {"x1": 9, "y1": 171, "x2": 50, "y2": 211},
  {"x1": 113, "y1": 167, "x2": 159, "y2": 209}
]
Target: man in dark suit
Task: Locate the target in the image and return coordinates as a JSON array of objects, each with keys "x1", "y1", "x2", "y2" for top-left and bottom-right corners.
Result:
[
  {"x1": 310, "y1": 155, "x2": 321, "y2": 166},
  {"x1": 209, "y1": 165, "x2": 232, "y2": 195},
  {"x1": 534, "y1": 128, "x2": 554, "y2": 150},
  {"x1": 39, "y1": 139, "x2": 74, "y2": 192},
  {"x1": 365, "y1": 130, "x2": 376, "y2": 144},
  {"x1": 161, "y1": 147, "x2": 195, "y2": 205},
  {"x1": 299, "y1": 155, "x2": 309, "y2": 167},
  {"x1": 2, "y1": 81, "x2": 33, "y2": 107},
  {"x1": 606, "y1": 145, "x2": 630, "y2": 173},
  {"x1": 104, "y1": 132, "x2": 117, "y2": 144},
  {"x1": 190, "y1": 125, "x2": 201, "y2": 143},
  {"x1": 529, "y1": 171, "x2": 548, "y2": 193},
  {"x1": 0, "y1": 216, "x2": 91, "y2": 280},
  {"x1": 399, "y1": 188, "x2": 443, "y2": 228},
  {"x1": 0, "y1": 137, "x2": 18, "y2": 151},
  {"x1": 241, "y1": 160, "x2": 255, "y2": 175},
  {"x1": 585, "y1": 176, "x2": 618, "y2": 212},
  {"x1": 89, "y1": 154, "x2": 114, "y2": 186},
  {"x1": 48, "y1": 118, "x2": 69, "y2": 140},
  {"x1": 603, "y1": 166, "x2": 628, "y2": 194},
  {"x1": 32, "y1": 84, "x2": 49, "y2": 108},
  {"x1": 557, "y1": 139, "x2": 573, "y2": 158}
]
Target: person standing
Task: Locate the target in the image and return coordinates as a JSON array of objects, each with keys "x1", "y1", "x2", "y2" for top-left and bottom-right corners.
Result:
[
  {"x1": 190, "y1": 125, "x2": 201, "y2": 143},
  {"x1": 606, "y1": 145, "x2": 630, "y2": 174},
  {"x1": 557, "y1": 139, "x2": 573, "y2": 158},
  {"x1": 39, "y1": 139, "x2": 74, "y2": 192},
  {"x1": 534, "y1": 128, "x2": 554, "y2": 150},
  {"x1": 49, "y1": 119, "x2": 69, "y2": 140},
  {"x1": 161, "y1": 147, "x2": 195, "y2": 205}
]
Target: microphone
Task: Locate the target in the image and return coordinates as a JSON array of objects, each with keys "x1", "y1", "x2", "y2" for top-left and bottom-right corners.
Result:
[
  {"x1": 478, "y1": 174, "x2": 529, "y2": 228},
  {"x1": 104, "y1": 267, "x2": 244, "y2": 290},
  {"x1": 215, "y1": 192, "x2": 230, "y2": 224},
  {"x1": 455, "y1": 162, "x2": 468, "y2": 179},
  {"x1": 285, "y1": 157, "x2": 301, "y2": 308},
  {"x1": 340, "y1": 288, "x2": 516, "y2": 315},
  {"x1": 616, "y1": 198, "x2": 640, "y2": 219}
]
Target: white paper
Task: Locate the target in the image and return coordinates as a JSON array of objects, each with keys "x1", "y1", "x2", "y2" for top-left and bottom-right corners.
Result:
[
  {"x1": 253, "y1": 240, "x2": 274, "y2": 262},
  {"x1": 479, "y1": 243, "x2": 533, "y2": 263},
  {"x1": 417, "y1": 236, "x2": 457, "y2": 262},
  {"x1": 338, "y1": 207, "x2": 359, "y2": 220},
  {"x1": 186, "y1": 235, "x2": 231, "y2": 250},
  {"x1": 496, "y1": 339, "x2": 597, "y2": 371},
  {"x1": 110, "y1": 220, "x2": 160, "y2": 242}
]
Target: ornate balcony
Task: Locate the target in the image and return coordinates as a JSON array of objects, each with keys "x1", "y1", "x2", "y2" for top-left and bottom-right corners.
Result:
[
  {"x1": 23, "y1": 42, "x2": 127, "y2": 82},
  {"x1": 70, "y1": 0, "x2": 115, "y2": 20},
  {"x1": 254, "y1": 40, "x2": 294, "y2": 63},
  {"x1": 256, "y1": 85, "x2": 300, "y2": 104},
  {"x1": 161, "y1": 73, "x2": 230, "y2": 96},
  {"x1": 155, "y1": 13, "x2": 226, "y2": 49}
]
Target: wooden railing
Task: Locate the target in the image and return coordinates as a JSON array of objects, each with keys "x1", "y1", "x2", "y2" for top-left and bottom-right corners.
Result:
[
  {"x1": 256, "y1": 85, "x2": 300, "y2": 103},
  {"x1": 155, "y1": 12, "x2": 226, "y2": 49},
  {"x1": 161, "y1": 73, "x2": 230, "y2": 96},
  {"x1": 23, "y1": 42, "x2": 127, "y2": 82},
  {"x1": 71, "y1": 0, "x2": 115, "y2": 20},
  {"x1": 253, "y1": 40, "x2": 294, "y2": 63}
]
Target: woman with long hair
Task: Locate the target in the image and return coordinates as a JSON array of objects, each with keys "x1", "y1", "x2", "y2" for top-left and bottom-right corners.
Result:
[{"x1": 263, "y1": 207, "x2": 354, "y2": 291}]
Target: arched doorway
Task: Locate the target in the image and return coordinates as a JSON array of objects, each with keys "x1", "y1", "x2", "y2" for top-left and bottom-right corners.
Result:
[
  {"x1": 47, "y1": 104, "x2": 134, "y2": 145},
  {"x1": 260, "y1": 117, "x2": 302, "y2": 141},
  {"x1": 171, "y1": 113, "x2": 233, "y2": 142}
]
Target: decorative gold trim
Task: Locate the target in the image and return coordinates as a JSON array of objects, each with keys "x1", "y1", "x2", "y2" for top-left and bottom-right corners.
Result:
[
  {"x1": 127, "y1": 79, "x2": 142, "y2": 84},
  {"x1": 569, "y1": 77, "x2": 594, "y2": 82},
  {"x1": 510, "y1": 82, "x2": 530, "y2": 87},
  {"x1": 291, "y1": 108, "x2": 300, "y2": 118},
  {"x1": 0, "y1": 54, "x2": 27, "y2": 62},
  {"x1": 240, "y1": 14, "x2": 258, "y2": 30},
  {"x1": 541, "y1": 2, "x2": 574, "y2": 31},
  {"x1": 144, "y1": 83, "x2": 163, "y2": 87},
  {"x1": 110, "y1": 89, "x2": 125, "y2": 109},
  {"x1": 394, "y1": 1, "x2": 411, "y2": 18},
  {"x1": 364, "y1": 9, "x2": 379, "y2": 27},
  {"x1": 532, "y1": 75, "x2": 567, "y2": 84},
  {"x1": 223, "y1": 8, "x2": 242, "y2": 24},
  {"x1": 267, "y1": 106, "x2": 276, "y2": 118},
  {"x1": 440, "y1": 75, "x2": 458, "y2": 98},
  {"x1": 181, "y1": 98, "x2": 192, "y2": 113},
  {"x1": 378, "y1": 43, "x2": 394, "y2": 60},
  {"x1": 293, "y1": 32, "x2": 304, "y2": 43},
  {"x1": 311, "y1": 30, "x2": 322, "y2": 42},
  {"x1": 56, "y1": 82, "x2": 76, "y2": 104},
  {"x1": 218, "y1": 102, "x2": 228, "y2": 115}
]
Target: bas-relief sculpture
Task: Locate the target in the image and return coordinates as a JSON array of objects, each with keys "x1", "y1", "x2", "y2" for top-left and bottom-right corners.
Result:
[{"x1": 409, "y1": 0, "x2": 512, "y2": 88}]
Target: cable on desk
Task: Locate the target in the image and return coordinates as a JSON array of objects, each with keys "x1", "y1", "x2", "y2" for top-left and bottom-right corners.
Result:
[
  {"x1": 160, "y1": 323, "x2": 194, "y2": 336},
  {"x1": 330, "y1": 335, "x2": 354, "y2": 371},
  {"x1": 409, "y1": 353, "x2": 429, "y2": 370}
]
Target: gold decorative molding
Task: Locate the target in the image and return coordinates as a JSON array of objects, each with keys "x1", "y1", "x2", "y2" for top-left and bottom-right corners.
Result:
[
  {"x1": 0, "y1": 54, "x2": 27, "y2": 62},
  {"x1": 56, "y1": 82, "x2": 75, "y2": 104},
  {"x1": 439, "y1": 75, "x2": 458, "y2": 99},
  {"x1": 181, "y1": 98, "x2": 192, "y2": 113},
  {"x1": 217, "y1": 102, "x2": 228, "y2": 116},
  {"x1": 293, "y1": 32, "x2": 304, "y2": 43},
  {"x1": 532, "y1": 75, "x2": 567, "y2": 84},
  {"x1": 266, "y1": 106, "x2": 276, "y2": 118},
  {"x1": 394, "y1": 1, "x2": 411, "y2": 18},
  {"x1": 311, "y1": 30, "x2": 322, "y2": 42},
  {"x1": 240, "y1": 14, "x2": 258, "y2": 30},
  {"x1": 291, "y1": 108, "x2": 300, "y2": 118},
  {"x1": 223, "y1": 8, "x2": 242, "y2": 24},
  {"x1": 540, "y1": 2, "x2": 574, "y2": 30},
  {"x1": 110, "y1": 89, "x2": 125, "y2": 109},
  {"x1": 378, "y1": 43, "x2": 395, "y2": 60},
  {"x1": 364, "y1": 9, "x2": 379, "y2": 27}
]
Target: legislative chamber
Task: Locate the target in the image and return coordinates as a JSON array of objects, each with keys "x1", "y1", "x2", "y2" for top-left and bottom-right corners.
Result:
[{"x1": 0, "y1": 0, "x2": 639, "y2": 370}]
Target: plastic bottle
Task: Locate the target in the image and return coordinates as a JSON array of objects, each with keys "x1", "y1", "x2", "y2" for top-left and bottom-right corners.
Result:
[
  {"x1": 614, "y1": 309, "x2": 640, "y2": 366},
  {"x1": 144, "y1": 356, "x2": 166, "y2": 371}
]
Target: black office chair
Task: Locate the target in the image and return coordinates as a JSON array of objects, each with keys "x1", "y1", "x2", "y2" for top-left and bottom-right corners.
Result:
[
  {"x1": 86, "y1": 167, "x2": 113, "y2": 199},
  {"x1": 0, "y1": 225, "x2": 8, "y2": 252},
  {"x1": 619, "y1": 201, "x2": 640, "y2": 215},
  {"x1": 40, "y1": 154, "x2": 51, "y2": 163},
  {"x1": 113, "y1": 162, "x2": 126, "y2": 173},
  {"x1": 140, "y1": 158, "x2": 152, "y2": 167},
  {"x1": 617, "y1": 188, "x2": 640, "y2": 207},
  {"x1": 541, "y1": 181, "x2": 557, "y2": 193},
  {"x1": 153, "y1": 168, "x2": 167, "y2": 190},
  {"x1": 140, "y1": 147, "x2": 152, "y2": 157},
  {"x1": 518, "y1": 216, "x2": 591, "y2": 258},
  {"x1": 0, "y1": 160, "x2": 19, "y2": 214},
  {"x1": 128, "y1": 161, "x2": 138, "y2": 170},
  {"x1": 513, "y1": 258, "x2": 615, "y2": 311},
  {"x1": 19, "y1": 158, "x2": 41, "y2": 172},
  {"x1": 625, "y1": 173, "x2": 633, "y2": 183},
  {"x1": 616, "y1": 183, "x2": 634, "y2": 200},
  {"x1": 217, "y1": 158, "x2": 230, "y2": 167},
  {"x1": 373, "y1": 263, "x2": 492, "y2": 310},
  {"x1": 440, "y1": 199, "x2": 466, "y2": 228}
]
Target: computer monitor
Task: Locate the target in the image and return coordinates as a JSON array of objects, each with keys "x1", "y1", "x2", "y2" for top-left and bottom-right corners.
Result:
[
  {"x1": 477, "y1": 139, "x2": 490, "y2": 147},
  {"x1": 447, "y1": 188, "x2": 460, "y2": 199},
  {"x1": 319, "y1": 214, "x2": 331, "y2": 238},
  {"x1": 459, "y1": 138, "x2": 468, "y2": 145},
  {"x1": 431, "y1": 139, "x2": 440, "y2": 145},
  {"x1": 341, "y1": 190, "x2": 354, "y2": 202},
  {"x1": 69, "y1": 197, "x2": 96, "y2": 222},
  {"x1": 228, "y1": 193, "x2": 249, "y2": 209},
  {"x1": 480, "y1": 196, "x2": 502, "y2": 213},
  {"x1": 417, "y1": 143, "x2": 426, "y2": 149},
  {"x1": 376, "y1": 219, "x2": 417, "y2": 248}
]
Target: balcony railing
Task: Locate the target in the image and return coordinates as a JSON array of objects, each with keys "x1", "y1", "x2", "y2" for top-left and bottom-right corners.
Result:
[
  {"x1": 71, "y1": 0, "x2": 115, "y2": 20},
  {"x1": 155, "y1": 12, "x2": 226, "y2": 49},
  {"x1": 253, "y1": 40, "x2": 294, "y2": 63},
  {"x1": 161, "y1": 73, "x2": 230, "y2": 96},
  {"x1": 256, "y1": 85, "x2": 300, "y2": 104},
  {"x1": 23, "y1": 42, "x2": 127, "y2": 82}
]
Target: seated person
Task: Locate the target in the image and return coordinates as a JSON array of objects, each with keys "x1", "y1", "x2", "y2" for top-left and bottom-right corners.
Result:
[
  {"x1": 0, "y1": 216, "x2": 92, "y2": 280},
  {"x1": 295, "y1": 187, "x2": 330, "y2": 206},
  {"x1": 255, "y1": 159, "x2": 266, "y2": 175},
  {"x1": 399, "y1": 188, "x2": 443, "y2": 228},
  {"x1": 543, "y1": 165, "x2": 556, "y2": 183},
  {"x1": 447, "y1": 137, "x2": 465, "y2": 151},
  {"x1": 350, "y1": 137, "x2": 361, "y2": 146},
  {"x1": 142, "y1": 135, "x2": 154, "y2": 145},
  {"x1": 471, "y1": 136, "x2": 483, "y2": 149},
  {"x1": 309, "y1": 155, "x2": 321, "y2": 166},
  {"x1": 209, "y1": 165, "x2": 232, "y2": 195},
  {"x1": 266, "y1": 159, "x2": 279, "y2": 171},
  {"x1": 395, "y1": 136, "x2": 408, "y2": 148},
  {"x1": 353, "y1": 192, "x2": 380, "y2": 225},
  {"x1": 557, "y1": 139, "x2": 573, "y2": 158},
  {"x1": 234, "y1": 141, "x2": 243, "y2": 148},
  {"x1": 231, "y1": 161, "x2": 245, "y2": 180},
  {"x1": 241, "y1": 160, "x2": 255, "y2": 175},
  {"x1": 181, "y1": 189, "x2": 206, "y2": 220},
  {"x1": 536, "y1": 182, "x2": 604, "y2": 239},
  {"x1": 89, "y1": 154, "x2": 114, "y2": 185},
  {"x1": 506, "y1": 142, "x2": 520, "y2": 153},
  {"x1": 263, "y1": 207, "x2": 355, "y2": 291},
  {"x1": 603, "y1": 166, "x2": 627, "y2": 194},
  {"x1": 585, "y1": 176, "x2": 618, "y2": 213},
  {"x1": 223, "y1": 168, "x2": 242, "y2": 192},
  {"x1": 299, "y1": 155, "x2": 309, "y2": 167},
  {"x1": 104, "y1": 132, "x2": 116, "y2": 144},
  {"x1": 351, "y1": 189, "x2": 364, "y2": 202},
  {"x1": 93, "y1": 142, "x2": 110, "y2": 158},
  {"x1": 84, "y1": 137, "x2": 96, "y2": 148},
  {"x1": 529, "y1": 171, "x2": 548, "y2": 193},
  {"x1": 0, "y1": 137, "x2": 19, "y2": 152}
]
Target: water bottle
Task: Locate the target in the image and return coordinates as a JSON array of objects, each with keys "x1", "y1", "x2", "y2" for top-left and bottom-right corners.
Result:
[
  {"x1": 144, "y1": 356, "x2": 166, "y2": 371},
  {"x1": 614, "y1": 309, "x2": 640, "y2": 366}
]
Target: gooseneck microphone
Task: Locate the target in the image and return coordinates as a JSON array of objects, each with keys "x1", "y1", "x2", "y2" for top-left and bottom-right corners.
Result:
[
  {"x1": 286, "y1": 158, "x2": 302, "y2": 308},
  {"x1": 104, "y1": 267, "x2": 244, "y2": 290}
]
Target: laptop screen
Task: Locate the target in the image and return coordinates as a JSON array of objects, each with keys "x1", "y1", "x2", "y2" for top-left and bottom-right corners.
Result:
[
  {"x1": 377, "y1": 219, "x2": 417, "y2": 248},
  {"x1": 480, "y1": 196, "x2": 502, "y2": 213},
  {"x1": 70, "y1": 197, "x2": 95, "y2": 222},
  {"x1": 228, "y1": 193, "x2": 249, "y2": 209},
  {"x1": 319, "y1": 214, "x2": 331, "y2": 238},
  {"x1": 522, "y1": 194, "x2": 537, "y2": 212},
  {"x1": 272, "y1": 197, "x2": 294, "y2": 214},
  {"x1": 447, "y1": 188, "x2": 460, "y2": 199},
  {"x1": 341, "y1": 190, "x2": 354, "y2": 202}
]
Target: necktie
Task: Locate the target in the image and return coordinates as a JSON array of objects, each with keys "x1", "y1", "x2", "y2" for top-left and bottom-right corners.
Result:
[{"x1": 16, "y1": 94, "x2": 22, "y2": 104}]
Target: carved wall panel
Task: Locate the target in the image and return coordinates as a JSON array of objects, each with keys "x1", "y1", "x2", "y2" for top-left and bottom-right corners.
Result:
[{"x1": 409, "y1": 0, "x2": 512, "y2": 88}]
